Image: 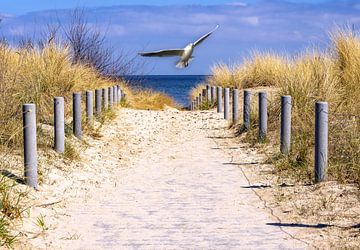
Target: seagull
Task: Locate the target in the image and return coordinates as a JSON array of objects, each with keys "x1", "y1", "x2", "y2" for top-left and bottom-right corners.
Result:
[{"x1": 138, "y1": 25, "x2": 219, "y2": 68}]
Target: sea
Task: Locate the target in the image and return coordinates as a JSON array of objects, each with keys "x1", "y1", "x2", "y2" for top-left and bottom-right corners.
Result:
[{"x1": 124, "y1": 75, "x2": 208, "y2": 107}]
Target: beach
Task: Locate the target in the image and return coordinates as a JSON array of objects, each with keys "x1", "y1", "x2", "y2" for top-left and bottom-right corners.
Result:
[{"x1": 14, "y1": 105, "x2": 359, "y2": 249}]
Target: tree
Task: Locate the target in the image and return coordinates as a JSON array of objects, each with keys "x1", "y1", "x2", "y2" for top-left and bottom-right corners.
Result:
[{"x1": 62, "y1": 9, "x2": 140, "y2": 76}]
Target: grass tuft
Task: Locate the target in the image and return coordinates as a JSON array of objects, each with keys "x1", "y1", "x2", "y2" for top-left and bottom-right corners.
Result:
[
  {"x1": 125, "y1": 87, "x2": 177, "y2": 110},
  {"x1": 201, "y1": 27, "x2": 360, "y2": 185}
]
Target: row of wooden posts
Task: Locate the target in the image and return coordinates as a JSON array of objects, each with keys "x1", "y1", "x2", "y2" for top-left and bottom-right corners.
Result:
[
  {"x1": 190, "y1": 85, "x2": 328, "y2": 183},
  {"x1": 22, "y1": 85, "x2": 124, "y2": 189}
]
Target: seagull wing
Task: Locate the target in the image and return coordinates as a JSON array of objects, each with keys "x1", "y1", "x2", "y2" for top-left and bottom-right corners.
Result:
[
  {"x1": 193, "y1": 25, "x2": 219, "y2": 47},
  {"x1": 138, "y1": 49, "x2": 184, "y2": 57}
]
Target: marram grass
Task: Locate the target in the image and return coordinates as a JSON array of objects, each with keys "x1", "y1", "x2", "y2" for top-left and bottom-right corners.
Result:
[
  {"x1": 0, "y1": 42, "x2": 176, "y2": 246},
  {"x1": 199, "y1": 28, "x2": 360, "y2": 185}
]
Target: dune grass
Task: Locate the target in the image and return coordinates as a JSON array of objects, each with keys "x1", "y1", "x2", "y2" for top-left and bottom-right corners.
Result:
[
  {"x1": 0, "y1": 41, "x2": 176, "y2": 246},
  {"x1": 200, "y1": 28, "x2": 360, "y2": 185},
  {"x1": 189, "y1": 83, "x2": 206, "y2": 101},
  {"x1": 0, "y1": 42, "x2": 117, "y2": 146},
  {"x1": 123, "y1": 86, "x2": 177, "y2": 110}
]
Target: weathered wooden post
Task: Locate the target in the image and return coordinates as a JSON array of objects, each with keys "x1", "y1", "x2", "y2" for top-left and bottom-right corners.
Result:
[
  {"x1": 199, "y1": 93, "x2": 202, "y2": 107},
  {"x1": 211, "y1": 86, "x2": 216, "y2": 103},
  {"x1": 206, "y1": 85, "x2": 211, "y2": 102},
  {"x1": 73, "y1": 92, "x2": 82, "y2": 139},
  {"x1": 259, "y1": 92, "x2": 267, "y2": 140},
  {"x1": 315, "y1": 102, "x2": 328, "y2": 182},
  {"x1": 116, "y1": 86, "x2": 120, "y2": 104},
  {"x1": 103, "y1": 88, "x2": 108, "y2": 110},
  {"x1": 232, "y1": 89, "x2": 239, "y2": 123},
  {"x1": 112, "y1": 86, "x2": 116, "y2": 105},
  {"x1": 118, "y1": 86, "x2": 122, "y2": 102},
  {"x1": 224, "y1": 88, "x2": 230, "y2": 120},
  {"x1": 23, "y1": 103, "x2": 38, "y2": 188},
  {"x1": 195, "y1": 96, "x2": 199, "y2": 109},
  {"x1": 202, "y1": 89, "x2": 207, "y2": 103},
  {"x1": 54, "y1": 97, "x2": 65, "y2": 153},
  {"x1": 243, "y1": 90, "x2": 251, "y2": 130},
  {"x1": 217, "y1": 86, "x2": 222, "y2": 113},
  {"x1": 86, "y1": 90, "x2": 93, "y2": 124},
  {"x1": 109, "y1": 86, "x2": 113, "y2": 107},
  {"x1": 95, "y1": 89, "x2": 102, "y2": 116},
  {"x1": 113, "y1": 86, "x2": 116, "y2": 104},
  {"x1": 280, "y1": 96, "x2": 292, "y2": 154}
]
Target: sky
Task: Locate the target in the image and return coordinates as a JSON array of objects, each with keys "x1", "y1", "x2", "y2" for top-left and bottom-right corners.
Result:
[
  {"x1": 0, "y1": 0, "x2": 359, "y2": 75},
  {"x1": 0, "y1": 0, "x2": 332, "y2": 14}
]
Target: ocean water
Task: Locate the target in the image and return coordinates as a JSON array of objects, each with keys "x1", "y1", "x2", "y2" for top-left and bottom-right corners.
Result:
[{"x1": 124, "y1": 75, "x2": 208, "y2": 107}]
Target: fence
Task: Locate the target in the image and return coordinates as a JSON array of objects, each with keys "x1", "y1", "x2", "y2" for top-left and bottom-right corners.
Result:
[
  {"x1": 21, "y1": 85, "x2": 124, "y2": 188},
  {"x1": 190, "y1": 85, "x2": 336, "y2": 183}
]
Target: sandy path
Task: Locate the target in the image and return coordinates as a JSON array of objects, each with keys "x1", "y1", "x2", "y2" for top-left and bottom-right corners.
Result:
[{"x1": 26, "y1": 108, "x2": 306, "y2": 249}]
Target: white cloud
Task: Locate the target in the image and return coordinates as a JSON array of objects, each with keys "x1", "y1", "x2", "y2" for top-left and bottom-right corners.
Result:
[
  {"x1": 0, "y1": 12, "x2": 14, "y2": 19},
  {"x1": 1, "y1": 1, "x2": 359, "y2": 74},
  {"x1": 240, "y1": 16, "x2": 259, "y2": 26},
  {"x1": 190, "y1": 13, "x2": 229, "y2": 24},
  {"x1": 225, "y1": 2, "x2": 248, "y2": 7}
]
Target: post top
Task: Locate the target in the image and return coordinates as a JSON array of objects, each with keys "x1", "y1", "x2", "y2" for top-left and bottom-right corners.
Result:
[
  {"x1": 316, "y1": 101, "x2": 328, "y2": 105},
  {"x1": 23, "y1": 103, "x2": 35, "y2": 107}
]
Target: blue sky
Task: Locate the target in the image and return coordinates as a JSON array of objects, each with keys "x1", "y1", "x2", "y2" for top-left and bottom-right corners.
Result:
[
  {"x1": 0, "y1": 0, "x2": 332, "y2": 14},
  {"x1": 0, "y1": 0, "x2": 359, "y2": 75}
]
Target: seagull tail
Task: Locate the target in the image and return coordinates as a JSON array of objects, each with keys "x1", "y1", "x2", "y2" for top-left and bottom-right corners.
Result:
[
  {"x1": 176, "y1": 57, "x2": 194, "y2": 68},
  {"x1": 176, "y1": 60, "x2": 186, "y2": 68}
]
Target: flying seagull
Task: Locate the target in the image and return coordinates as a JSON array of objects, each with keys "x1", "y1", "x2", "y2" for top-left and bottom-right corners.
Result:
[{"x1": 138, "y1": 25, "x2": 219, "y2": 68}]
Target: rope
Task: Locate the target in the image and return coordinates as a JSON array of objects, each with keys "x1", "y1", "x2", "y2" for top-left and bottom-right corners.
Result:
[{"x1": 0, "y1": 110, "x2": 31, "y2": 125}]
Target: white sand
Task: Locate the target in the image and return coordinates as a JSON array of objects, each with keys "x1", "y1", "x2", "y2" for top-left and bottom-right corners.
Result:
[{"x1": 17, "y1": 107, "x2": 310, "y2": 249}]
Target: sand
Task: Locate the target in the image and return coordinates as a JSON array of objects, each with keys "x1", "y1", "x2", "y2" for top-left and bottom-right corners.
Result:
[{"x1": 14, "y1": 106, "x2": 359, "y2": 249}]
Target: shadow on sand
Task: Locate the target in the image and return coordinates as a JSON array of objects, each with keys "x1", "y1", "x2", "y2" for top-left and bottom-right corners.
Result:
[
  {"x1": 267, "y1": 222, "x2": 360, "y2": 229},
  {"x1": 1, "y1": 170, "x2": 25, "y2": 184},
  {"x1": 267, "y1": 222, "x2": 331, "y2": 228},
  {"x1": 223, "y1": 162, "x2": 260, "y2": 166},
  {"x1": 207, "y1": 136, "x2": 235, "y2": 139}
]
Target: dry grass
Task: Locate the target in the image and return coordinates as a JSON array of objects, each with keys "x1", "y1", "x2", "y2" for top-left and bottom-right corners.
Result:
[
  {"x1": 0, "y1": 42, "x2": 116, "y2": 246},
  {"x1": 0, "y1": 42, "x2": 116, "y2": 146},
  {"x1": 0, "y1": 42, "x2": 176, "y2": 246},
  {"x1": 189, "y1": 84, "x2": 216, "y2": 110},
  {"x1": 205, "y1": 53, "x2": 289, "y2": 90},
  {"x1": 207, "y1": 64, "x2": 237, "y2": 88},
  {"x1": 0, "y1": 42, "x2": 175, "y2": 145},
  {"x1": 236, "y1": 52, "x2": 289, "y2": 89},
  {"x1": 189, "y1": 83, "x2": 206, "y2": 101},
  {"x1": 0, "y1": 177, "x2": 26, "y2": 247},
  {"x1": 125, "y1": 86, "x2": 177, "y2": 110},
  {"x1": 202, "y1": 27, "x2": 360, "y2": 185}
]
